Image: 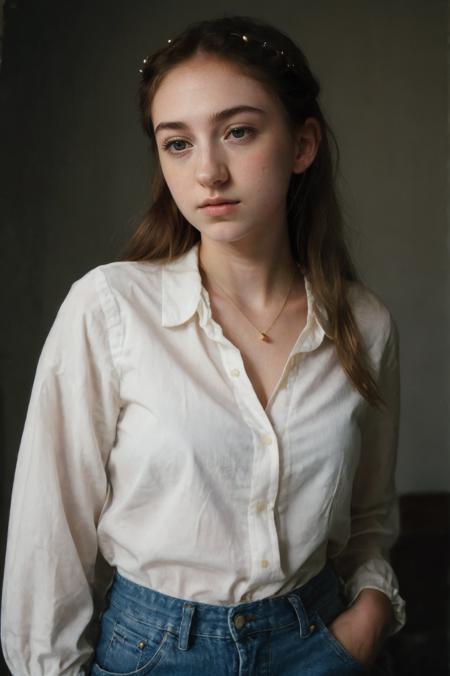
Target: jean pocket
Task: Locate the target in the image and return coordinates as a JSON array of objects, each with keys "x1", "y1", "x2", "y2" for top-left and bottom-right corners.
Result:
[
  {"x1": 312, "y1": 610, "x2": 367, "y2": 673},
  {"x1": 91, "y1": 607, "x2": 173, "y2": 676}
]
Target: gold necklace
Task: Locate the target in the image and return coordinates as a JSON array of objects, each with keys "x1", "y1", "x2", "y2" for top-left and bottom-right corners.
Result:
[{"x1": 199, "y1": 262, "x2": 298, "y2": 343}]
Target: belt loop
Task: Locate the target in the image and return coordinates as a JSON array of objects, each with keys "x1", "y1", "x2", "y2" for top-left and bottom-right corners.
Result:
[
  {"x1": 287, "y1": 593, "x2": 313, "y2": 639},
  {"x1": 178, "y1": 602, "x2": 195, "y2": 651}
]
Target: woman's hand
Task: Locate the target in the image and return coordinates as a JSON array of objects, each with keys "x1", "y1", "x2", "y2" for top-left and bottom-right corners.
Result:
[{"x1": 327, "y1": 589, "x2": 394, "y2": 670}]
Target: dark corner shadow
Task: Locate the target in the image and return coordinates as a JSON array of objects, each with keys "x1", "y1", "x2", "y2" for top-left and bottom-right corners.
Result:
[{"x1": 387, "y1": 492, "x2": 450, "y2": 676}]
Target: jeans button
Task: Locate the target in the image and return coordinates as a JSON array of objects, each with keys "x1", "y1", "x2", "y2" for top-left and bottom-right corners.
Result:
[{"x1": 234, "y1": 614, "x2": 246, "y2": 629}]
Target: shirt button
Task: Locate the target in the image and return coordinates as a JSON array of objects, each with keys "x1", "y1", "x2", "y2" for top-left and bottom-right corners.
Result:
[
  {"x1": 261, "y1": 434, "x2": 273, "y2": 446},
  {"x1": 260, "y1": 559, "x2": 269, "y2": 569},
  {"x1": 230, "y1": 368, "x2": 241, "y2": 377},
  {"x1": 234, "y1": 614, "x2": 246, "y2": 629},
  {"x1": 256, "y1": 501, "x2": 267, "y2": 512}
]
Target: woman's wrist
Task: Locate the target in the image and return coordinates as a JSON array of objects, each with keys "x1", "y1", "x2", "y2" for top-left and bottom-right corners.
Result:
[
  {"x1": 328, "y1": 588, "x2": 393, "y2": 669},
  {"x1": 349, "y1": 588, "x2": 394, "y2": 638}
]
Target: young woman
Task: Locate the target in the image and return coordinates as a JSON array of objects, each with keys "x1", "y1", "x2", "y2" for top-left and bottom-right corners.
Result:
[{"x1": 1, "y1": 15, "x2": 405, "y2": 676}]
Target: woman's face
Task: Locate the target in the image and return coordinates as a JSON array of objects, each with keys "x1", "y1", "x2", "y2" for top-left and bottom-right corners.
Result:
[{"x1": 150, "y1": 53, "x2": 310, "y2": 246}]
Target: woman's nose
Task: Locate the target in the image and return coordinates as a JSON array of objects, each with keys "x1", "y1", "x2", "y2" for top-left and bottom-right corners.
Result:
[{"x1": 195, "y1": 145, "x2": 229, "y2": 187}]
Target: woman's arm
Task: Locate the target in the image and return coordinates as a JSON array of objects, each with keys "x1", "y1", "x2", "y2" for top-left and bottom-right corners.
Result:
[
  {"x1": 330, "y1": 310, "x2": 406, "y2": 668},
  {"x1": 329, "y1": 588, "x2": 394, "y2": 669},
  {"x1": 1, "y1": 267, "x2": 122, "y2": 676}
]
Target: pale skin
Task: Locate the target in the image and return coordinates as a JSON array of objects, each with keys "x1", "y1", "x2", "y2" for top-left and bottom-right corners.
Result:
[{"x1": 150, "y1": 51, "x2": 394, "y2": 670}]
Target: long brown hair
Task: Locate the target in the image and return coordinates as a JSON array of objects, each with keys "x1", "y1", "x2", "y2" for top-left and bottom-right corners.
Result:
[{"x1": 121, "y1": 15, "x2": 383, "y2": 408}]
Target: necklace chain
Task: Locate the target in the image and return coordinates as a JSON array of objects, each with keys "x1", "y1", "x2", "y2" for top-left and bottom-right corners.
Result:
[{"x1": 199, "y1": 262, "x2": 298, "y2": 342}]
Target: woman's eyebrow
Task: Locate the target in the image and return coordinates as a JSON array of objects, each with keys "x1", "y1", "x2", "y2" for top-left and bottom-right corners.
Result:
[{"x1": 154, "y1": 105, "x2": 266, "y2": 136}]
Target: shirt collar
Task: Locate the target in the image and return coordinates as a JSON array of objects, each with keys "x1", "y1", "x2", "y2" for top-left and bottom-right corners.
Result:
[{"x1": 161, "y1": 241, "x2": 332, "y2": 343}]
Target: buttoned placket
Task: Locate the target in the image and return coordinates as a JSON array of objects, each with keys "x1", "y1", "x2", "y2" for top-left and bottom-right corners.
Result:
[
  {"x1": 220, "y1": 347, "x2": 285, "y2": 584},
  {"x1": 196, "y1": 285, "x2": 318, "y2": 591},
  {"x1": 162, "y1": 246, "x2": 330, "y2": 600}
]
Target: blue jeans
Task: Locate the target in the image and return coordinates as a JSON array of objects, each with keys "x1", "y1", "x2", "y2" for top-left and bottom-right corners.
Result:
[{"x1": 89, "y1": 561, "x2": 367, "y2": 675}]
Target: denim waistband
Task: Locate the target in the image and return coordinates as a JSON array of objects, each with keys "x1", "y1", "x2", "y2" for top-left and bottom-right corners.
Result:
[{"x1": 106, "y1": 562, "x2": 346, "y2": 651}]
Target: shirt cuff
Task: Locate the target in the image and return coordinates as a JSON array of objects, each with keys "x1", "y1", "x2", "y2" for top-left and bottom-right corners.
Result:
[{"x1": 342, "y1": 558, "x2": 406, "y2": 636}]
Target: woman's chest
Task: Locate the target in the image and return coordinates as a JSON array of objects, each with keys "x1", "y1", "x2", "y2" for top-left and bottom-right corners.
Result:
[
  {"x1": 111, "y1": 313, "x2": 365, "y2": 499},
  {"x1": 206, "y1": 291, "x2": 309, "y2": 412}
]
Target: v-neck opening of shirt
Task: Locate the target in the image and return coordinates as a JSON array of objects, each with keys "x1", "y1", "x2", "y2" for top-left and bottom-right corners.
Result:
[
  {"x1": 198, "y1": 282, "x2": 318, "y2": 417},
  {"x1": 261, "y1": 318, "x2": 313, "y2": 414}
]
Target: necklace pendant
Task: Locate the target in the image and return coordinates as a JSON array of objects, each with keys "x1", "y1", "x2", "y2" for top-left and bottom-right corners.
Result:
[{"x1": 259, "y1": 332, "x2": 269, "y2": 342}]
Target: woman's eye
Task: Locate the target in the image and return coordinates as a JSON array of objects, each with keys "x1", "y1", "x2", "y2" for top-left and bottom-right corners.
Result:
[
  {"x1": 162, "y1": 139, "x2": 190, "y2": 153},
  {"x1": 161, "y1": 126, "x2": 255, "y2": 154},
  {"x1": 228, "y1": 126, "x2": 254, "y2": 140}
]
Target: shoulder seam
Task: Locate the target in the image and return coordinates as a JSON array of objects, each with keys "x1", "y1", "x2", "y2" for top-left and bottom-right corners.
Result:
[{"x1": 94, "y1": 266, "x2": 123, "y2": 381}]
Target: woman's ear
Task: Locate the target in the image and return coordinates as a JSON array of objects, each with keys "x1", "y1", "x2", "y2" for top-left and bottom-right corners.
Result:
[{"x1": 292, "y1": 117, "x2": 322, "y2": 174}]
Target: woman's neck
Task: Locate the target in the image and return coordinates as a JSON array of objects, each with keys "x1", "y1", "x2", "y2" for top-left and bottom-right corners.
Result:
[{"x1": 198, "y1": 234, "x2": 303, "y2": 312}]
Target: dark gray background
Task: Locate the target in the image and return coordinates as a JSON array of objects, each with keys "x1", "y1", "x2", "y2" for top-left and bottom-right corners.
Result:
[{"x1": 0, "y1": 1, "x2": 448, "y2": 673}]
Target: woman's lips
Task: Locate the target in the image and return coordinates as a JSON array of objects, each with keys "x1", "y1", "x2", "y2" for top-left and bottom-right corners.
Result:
[{"x1": 201, "y1": 202, "x2": 240, "y2": 216}]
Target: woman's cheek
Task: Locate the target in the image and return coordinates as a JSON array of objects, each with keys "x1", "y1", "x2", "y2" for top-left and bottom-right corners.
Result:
[
  {"x1": 162, "y1": 168, "x2": 189, "y2": 201},
  {"x1": 252, "y1": 161, "x2": 284, "y2": 197},
  {"x1": 240, "y1": 154, "x2": 271, "y2": 189}
]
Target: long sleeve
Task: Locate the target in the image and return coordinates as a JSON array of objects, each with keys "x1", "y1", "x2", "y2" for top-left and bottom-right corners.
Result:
[
  {"x1": 332, "y1": 312, "x2": 406, "y2": 635},
  {"x1": 1, "y1": 268, "x2": 122, "y2": 675}
]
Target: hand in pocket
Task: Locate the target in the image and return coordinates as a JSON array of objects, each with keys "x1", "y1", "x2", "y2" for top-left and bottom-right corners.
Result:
[{"x1": 328, "y1": 605, "x2": 384, "y2": 670}]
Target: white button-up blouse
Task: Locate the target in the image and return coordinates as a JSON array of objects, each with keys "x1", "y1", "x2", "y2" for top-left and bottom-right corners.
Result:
[{"x1": 1, "y1": 241, "x2": 406, "y2": 675}]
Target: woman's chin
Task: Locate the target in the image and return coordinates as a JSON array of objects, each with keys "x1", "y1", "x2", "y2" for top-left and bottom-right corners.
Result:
[{"x1": 195, "y1": 221, "x2": 258, "y2": 244}]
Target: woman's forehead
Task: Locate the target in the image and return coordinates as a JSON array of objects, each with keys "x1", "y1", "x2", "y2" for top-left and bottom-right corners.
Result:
[{"x1": 150, "y1": 55, "x2": 279, "y2": 127}]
